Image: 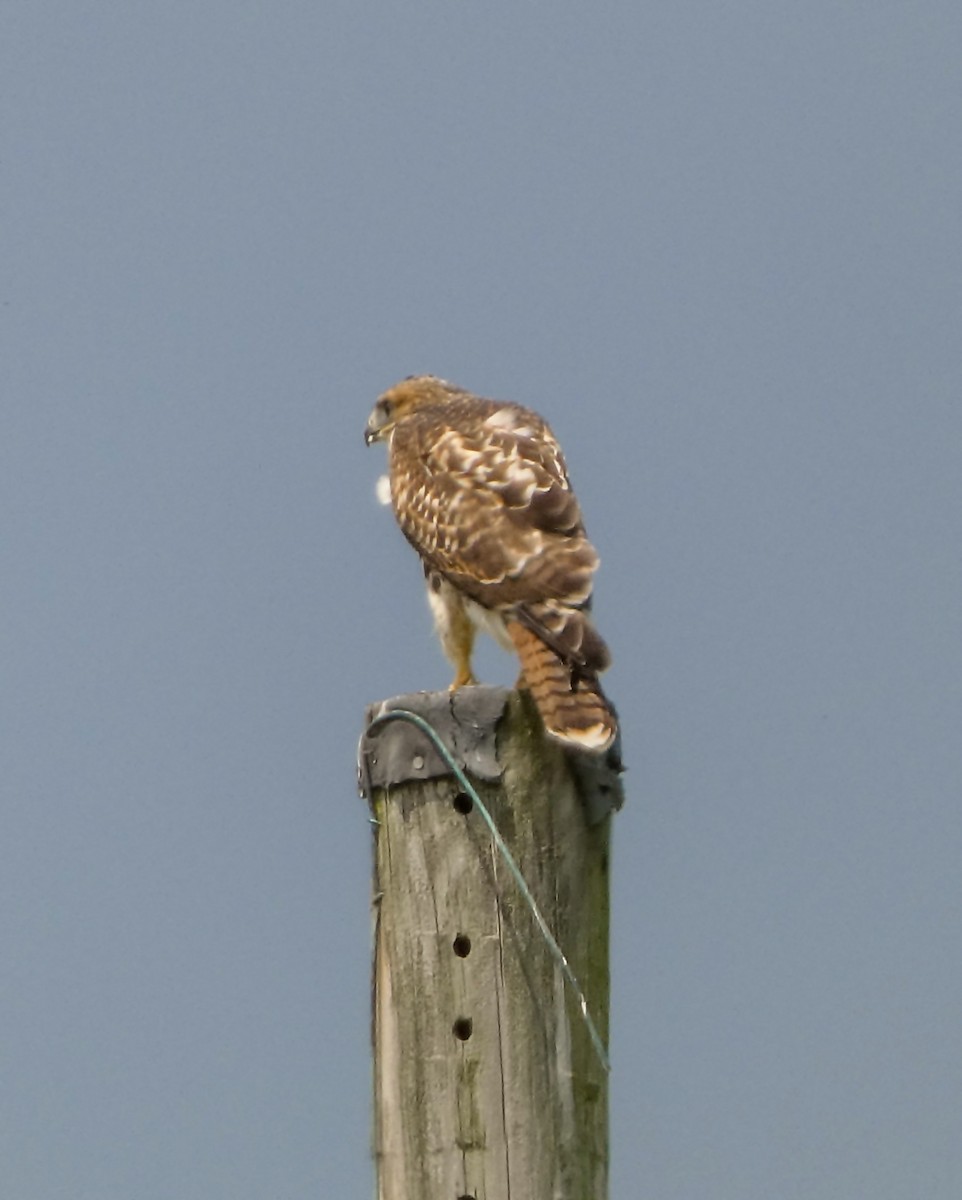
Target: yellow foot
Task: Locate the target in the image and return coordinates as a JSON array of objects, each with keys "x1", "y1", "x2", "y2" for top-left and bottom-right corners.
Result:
[{"x1": 449, "y1": 670, "x2": 477, "y2": 690}]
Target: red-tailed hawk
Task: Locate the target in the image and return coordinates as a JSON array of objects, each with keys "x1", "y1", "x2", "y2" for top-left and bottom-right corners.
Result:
[{"x1": 365, "y1": 375, "x2": 617, "y2": 753}]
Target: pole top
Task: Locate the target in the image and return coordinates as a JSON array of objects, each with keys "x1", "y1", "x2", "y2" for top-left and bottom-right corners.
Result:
[{"x1": 359, "y1": 685, "x2": 624, "y2": 824}]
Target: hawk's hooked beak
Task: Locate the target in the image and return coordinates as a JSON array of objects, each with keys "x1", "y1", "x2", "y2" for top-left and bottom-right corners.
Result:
[
  {"x1": 365, "y1": 396, "x2": 396, "y2": 446},
  {"x1": 364, "y1": 407, "x2": 386, "y2": 446}
]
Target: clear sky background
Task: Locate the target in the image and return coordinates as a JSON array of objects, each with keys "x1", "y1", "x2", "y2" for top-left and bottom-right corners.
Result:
[{"x1": 3, "y1": 3, "x2": 961, "y2": 1197}]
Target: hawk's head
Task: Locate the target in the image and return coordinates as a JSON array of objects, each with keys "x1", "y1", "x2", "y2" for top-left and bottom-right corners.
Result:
[{"x1": 364, "y1": 375, "x2": 467, "y2": 446}]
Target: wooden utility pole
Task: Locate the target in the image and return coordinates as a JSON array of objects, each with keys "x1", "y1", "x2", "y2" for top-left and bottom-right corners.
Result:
[{"x1": 358, "y1": 685, "x2": 622, "y2": 1200}]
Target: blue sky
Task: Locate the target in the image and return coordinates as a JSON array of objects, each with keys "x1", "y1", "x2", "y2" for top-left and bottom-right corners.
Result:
[{"x1": 3, "y1": 4, "x2": 961, "y2": 1196}]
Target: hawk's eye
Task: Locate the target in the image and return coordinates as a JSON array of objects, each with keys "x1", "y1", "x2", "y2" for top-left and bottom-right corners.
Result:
[{"x1": 378, "y1": 399, "x2": 393, "y2": 420}]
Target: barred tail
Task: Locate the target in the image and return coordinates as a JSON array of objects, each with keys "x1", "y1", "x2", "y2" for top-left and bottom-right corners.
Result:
[{"x1": 507, "y1": 620, "x2": 617, "y2": 753}]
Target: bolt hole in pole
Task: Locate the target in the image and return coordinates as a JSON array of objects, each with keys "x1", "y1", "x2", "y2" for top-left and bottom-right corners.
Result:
[
  {"x1": 452, "y1": 791, "x2": 473, "y2": 815},
  {"x1": 452, "y1": 1017, "x2": 473, "y2": 1041},
  {"x1": 452, "y1": 933, "x2": 472, "y2": 958}
]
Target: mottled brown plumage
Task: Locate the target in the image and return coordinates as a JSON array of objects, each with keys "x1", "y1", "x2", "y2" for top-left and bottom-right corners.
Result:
[{"x1": 365, "y1": 375, "x2": 616, "y2": 752}]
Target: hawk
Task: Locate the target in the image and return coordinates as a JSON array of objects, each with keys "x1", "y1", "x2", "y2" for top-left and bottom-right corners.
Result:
[{"x1": 365, "y1": 375, "x2": 617, "y2": 753}]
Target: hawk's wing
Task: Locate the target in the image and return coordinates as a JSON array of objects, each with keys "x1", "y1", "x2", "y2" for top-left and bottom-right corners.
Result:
[{"x1": 389, "y1": 397, "x2": 603, "y2": 662}]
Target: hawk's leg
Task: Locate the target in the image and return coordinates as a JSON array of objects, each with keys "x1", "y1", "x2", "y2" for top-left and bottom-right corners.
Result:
[{"x1": 426, "y1": 572, "x2": 477, "y2": 689}]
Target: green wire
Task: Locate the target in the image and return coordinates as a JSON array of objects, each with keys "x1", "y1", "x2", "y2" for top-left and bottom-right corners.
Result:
[{"x1": 365, "y1": 707, "x2": 610, "y2": 1074}]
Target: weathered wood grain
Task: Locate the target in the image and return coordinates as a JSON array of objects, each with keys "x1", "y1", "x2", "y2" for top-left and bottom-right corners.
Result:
[{"x1": 360, "y1": 687, "x2": 614, "y2": 1200}]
